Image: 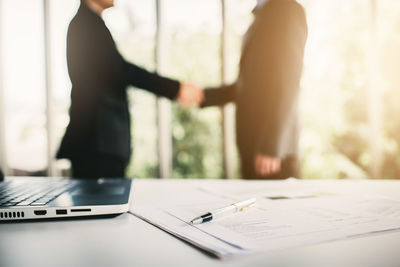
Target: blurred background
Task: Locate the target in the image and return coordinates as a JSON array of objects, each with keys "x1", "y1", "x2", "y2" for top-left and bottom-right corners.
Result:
[{"x1": 0, "y1": 0, "x2": 399, "y2": 179}]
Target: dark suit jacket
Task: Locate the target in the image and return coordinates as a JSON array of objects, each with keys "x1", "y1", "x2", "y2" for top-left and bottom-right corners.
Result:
[
  {"x1": 202, "y1": 0, "x2": 307, "y2": 159},
  {"x1": 57, "y1": 3, "x2": 179, "y2": 162}
]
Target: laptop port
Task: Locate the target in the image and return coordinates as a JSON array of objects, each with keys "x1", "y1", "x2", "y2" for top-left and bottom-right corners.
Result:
[
  {"x1": 34, "y1": 210, "x2": 47, "y2": 216},
  {"x1": 56, "y1": 209, "x2": 67, "y2": 215},
  {"x1": 70, "y1": 208, "x2": 91, "y2": 212}
]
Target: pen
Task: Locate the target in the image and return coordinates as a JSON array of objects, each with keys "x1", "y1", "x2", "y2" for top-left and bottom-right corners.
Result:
[{"x1": 190, "y1": 198, "x2": 256, "y2": 225}]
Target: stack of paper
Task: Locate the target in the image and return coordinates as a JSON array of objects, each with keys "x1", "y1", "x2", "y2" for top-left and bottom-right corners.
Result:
[{"x1": 130, "y1": 183, "x2": 400, "y2": 259}]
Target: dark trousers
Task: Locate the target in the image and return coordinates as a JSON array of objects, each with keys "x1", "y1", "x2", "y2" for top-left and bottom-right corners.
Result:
[
  {"x1": 70, "y1": 155, "x2": 128, "y2": 179},
  {"x1": 240, "y1": 152, "x2": 299, "y2": 180}
]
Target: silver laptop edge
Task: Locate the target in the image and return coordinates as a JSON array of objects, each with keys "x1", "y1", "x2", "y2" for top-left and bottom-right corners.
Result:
[{"x1": 0, "y1": 178, "x2": 134, "y2": 221}]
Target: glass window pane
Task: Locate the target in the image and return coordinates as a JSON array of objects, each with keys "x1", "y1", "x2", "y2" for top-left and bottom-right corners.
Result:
[
  {"x1": 163, "y1": 0, "x2": 223, "y2": 178},
  {"x1": 3, "y1": 0, "x2": 46, "y2": 174},
  {"x1": 378, "y1": 0, "x2": 400, "y2": 179},
  {"x1": 298, "y1": 0, "x2": 370, "y2": 179}
]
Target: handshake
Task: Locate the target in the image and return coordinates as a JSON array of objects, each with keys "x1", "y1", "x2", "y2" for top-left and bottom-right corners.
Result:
[{"x1": 177, "y1": 82, "x2": 204, "y2": 108}]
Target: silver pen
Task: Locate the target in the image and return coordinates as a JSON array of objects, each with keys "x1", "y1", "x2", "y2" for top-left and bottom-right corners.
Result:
[{"x1": 190, "y1": 198, "x2": 256, "y2": 225}]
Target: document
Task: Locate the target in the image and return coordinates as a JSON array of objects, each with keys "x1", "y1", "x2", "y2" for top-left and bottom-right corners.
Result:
[{"x1": 130, "y1": 182, "x2": 400, "y2": 259}]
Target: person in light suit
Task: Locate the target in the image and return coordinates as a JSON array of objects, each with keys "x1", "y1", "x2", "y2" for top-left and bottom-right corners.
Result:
[{"x1": 201, "y1": 0, "x2": 308, "y2": 179}]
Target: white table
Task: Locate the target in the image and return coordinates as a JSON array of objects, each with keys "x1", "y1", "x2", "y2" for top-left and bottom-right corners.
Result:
[{"x1": 1, "y1": 178, "x2": 400, "y2": 267}]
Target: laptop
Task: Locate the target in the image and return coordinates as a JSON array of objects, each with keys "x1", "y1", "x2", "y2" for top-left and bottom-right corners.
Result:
[{"x1": 0, "y1": 177, "x2": 133, "y2": 221}]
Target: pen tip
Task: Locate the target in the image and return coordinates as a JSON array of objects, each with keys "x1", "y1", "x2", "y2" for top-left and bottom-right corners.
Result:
[{"x1": 190, "y1": 218, "x2": 202, "y2": 225}]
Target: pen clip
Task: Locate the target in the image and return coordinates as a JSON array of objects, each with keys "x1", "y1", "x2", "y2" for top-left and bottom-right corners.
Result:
[{"x1": 240, "y1": 203, "x2": 256, "y2": 211}]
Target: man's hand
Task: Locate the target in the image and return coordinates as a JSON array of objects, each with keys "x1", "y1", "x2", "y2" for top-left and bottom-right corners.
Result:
[
  {"x1": 178, "y1": 82, "x2": 204, "y2": 108},
  {"x1": 254, "y1": 154, "x2": 281, "y2": 177}
]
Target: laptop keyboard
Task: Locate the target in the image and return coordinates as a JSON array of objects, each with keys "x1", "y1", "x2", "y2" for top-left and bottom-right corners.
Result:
[{"x1": 0, "y1": 179, "x2": 78, "y2": 207}]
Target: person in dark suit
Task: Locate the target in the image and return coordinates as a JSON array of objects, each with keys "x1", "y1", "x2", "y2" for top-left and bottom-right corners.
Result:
[
  {"x1": 56, "y1": 0, "x2": 202, "y2": 179},
  {"x1": 202, "y1": 0, "x2": 307, "y2": 179}
]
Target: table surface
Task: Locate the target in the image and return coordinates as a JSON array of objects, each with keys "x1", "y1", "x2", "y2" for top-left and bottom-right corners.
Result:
[{"x1": 1, "y1": 178, "x2": 400, "y2": 267}]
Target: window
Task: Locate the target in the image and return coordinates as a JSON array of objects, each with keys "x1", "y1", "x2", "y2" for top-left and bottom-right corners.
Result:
[
  {"x1": 1, "y1": 0, "x2": 398, "y2": 180},
  {"x1": 2, "y1": 0, "x2": 47, "y2": 174},
  {"x1": 379, "y1": 0, "x2": 400, "y2": 179},
  {"x1": 162, "y1": 0, "x2": 223, "y2": 178}
]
